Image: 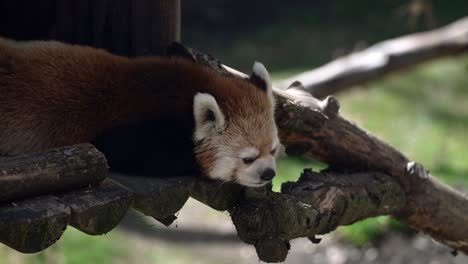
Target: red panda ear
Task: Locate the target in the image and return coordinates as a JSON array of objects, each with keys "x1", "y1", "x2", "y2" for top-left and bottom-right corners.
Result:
[
  {"x1": 250, "y1": 62, "x2": 275, "y2": 105},
  {"x1": 250, "y1": 62, "x2": 272, "y2": 92},
  {"x1": 193, "y1": 93, "x2": 226, "y2": 141}
]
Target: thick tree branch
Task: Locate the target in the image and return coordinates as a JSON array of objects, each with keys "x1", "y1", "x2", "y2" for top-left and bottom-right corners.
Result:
[
  {"x1": 277, "y1": 17, "x2": 468, "y2": 98},
  {"x1": 189, "y1": 170, "x2": 405, "y2": 263},
  {"x1": 170, "y1": 45, "x2": 468, "y2": 257},
  {"x1": 273, "y1": 88, "x2": 468, "y2": 255}
]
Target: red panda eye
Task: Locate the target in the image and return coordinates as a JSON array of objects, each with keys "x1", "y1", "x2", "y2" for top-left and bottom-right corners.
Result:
[
  {"x1": 242, "y1": 157, "x2": 256, "y2": 164},
  {"x1": 270, "y1": 148, "x2": 277, "y2": 155}
]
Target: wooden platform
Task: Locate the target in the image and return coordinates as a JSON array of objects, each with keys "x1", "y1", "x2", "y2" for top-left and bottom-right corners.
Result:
[{"x1": 0, "y1": 144, "x2": 196, "y2": 253}]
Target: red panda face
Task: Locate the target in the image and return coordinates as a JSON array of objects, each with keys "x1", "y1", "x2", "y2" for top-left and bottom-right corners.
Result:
[{"x1": 193, "y1": 62, "x2": 281, "y2": 187}]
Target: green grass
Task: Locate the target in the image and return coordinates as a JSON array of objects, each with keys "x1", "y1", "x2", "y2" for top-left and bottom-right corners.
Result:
[
  {"x1": 0, "y1": 227, "x2": 129, "y2": 264},
  {"x1": 0, "y1": 226, "x2": 221, "y2": 264},
  {"x1": 273, "y1": 156, "x2": 326, "y2": 192},
  {"x1": 337, "y1": 217, "x2": 406, "y2": 247}
]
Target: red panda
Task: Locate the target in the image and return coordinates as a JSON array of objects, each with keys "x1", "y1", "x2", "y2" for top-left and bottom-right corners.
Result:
[{"x1": 0, "y1": 37, "x2": 280, "y2": 187}]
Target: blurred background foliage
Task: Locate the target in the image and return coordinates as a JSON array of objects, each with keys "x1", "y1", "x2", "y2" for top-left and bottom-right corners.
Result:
[{"x1": 1, "y1": 0, "x2": 468, "y2": 263}]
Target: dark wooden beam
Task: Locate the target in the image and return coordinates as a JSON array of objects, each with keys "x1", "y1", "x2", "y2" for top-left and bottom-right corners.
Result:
[
  {"x1": 53, "y1": 0, "x2": 181, "y2": 57},
  {"x1": 0, "y1": 144, "x2": 108, "y2": 202},
  {"x1": 0, "y1": 196, "x2": 70, "y2": 253},
  {"x1": 57, "y1": 179, "x2": 134, "y2": 235},
  {"x1": 110, "y1": 174, "x2": 190, "y2": 226}
]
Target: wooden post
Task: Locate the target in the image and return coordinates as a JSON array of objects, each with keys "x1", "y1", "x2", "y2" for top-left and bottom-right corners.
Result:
[{"x1": 53, "y1": 0, "x2": 181, "y2": 56}]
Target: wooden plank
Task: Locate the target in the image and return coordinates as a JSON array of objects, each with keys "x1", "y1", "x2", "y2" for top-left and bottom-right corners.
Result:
[
  {"x1": 54, "y1": 0, "x2": 75, "y2": 42},
  {"x1": 110, "y1": 174, "x2": 190, "y2": 223},
  {"x1": 0, "y1": 196, "x2": 70, "y2": 253},
  {"x1": 0, "y1": 144, "x2": 108, "y2": 202},
  {"x1": 92, "y1": 0, "x2": 108, "y2": 48},
  {"x1": 109, "y1": 0, "x2": 130, "y2": 55},
  {"x1": 150, "y1": 0, "x2": 181, "y2": 54},
  {"x1": 56, "y1": 179, "x2": 133, "y2": 235},
  {"x1": 73, "y1": 0, "x2": 92, "y2": 45},
  {"x1": 130, "y1": 0, "x2": 152, "y2": 56}
]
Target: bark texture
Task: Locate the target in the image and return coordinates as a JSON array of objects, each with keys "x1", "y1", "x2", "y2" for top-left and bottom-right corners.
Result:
[{"x1": 204, "y1": 171, "x2": 405, "y2": 263}]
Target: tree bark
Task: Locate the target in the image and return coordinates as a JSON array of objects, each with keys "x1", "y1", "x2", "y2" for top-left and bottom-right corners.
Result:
[
  {"x1": 189, "y1": 170, "x2": 406, "y2": 263},
  {"x1": 277, "y1": 16, "x2": 468, "y2": 99}
]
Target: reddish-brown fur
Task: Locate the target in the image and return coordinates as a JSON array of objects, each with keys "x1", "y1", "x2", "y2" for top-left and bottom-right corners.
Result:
[{"x1": 0, "y1": 37, "x2": 272, "y2": 156}]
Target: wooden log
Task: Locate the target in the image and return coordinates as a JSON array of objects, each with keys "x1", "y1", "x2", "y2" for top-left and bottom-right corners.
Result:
[
  {"x1": 56, "y1": 179, "x2": 133, "y2": 235},
  {"x1": 277, "y1": 17, "x2": 468, "y2": 99},
  {"x1": 0, "y1": 178, "x2": 131, "y2": 252},
  {"x1": 0, "y1": 196, "x2": 70, "y2": 253},
  {"x1": 0, "y1": 144, "x2": 108, "y2": 202},
  {"x1": 110, "y1": 174, "x2": 190, "y2": 225}
]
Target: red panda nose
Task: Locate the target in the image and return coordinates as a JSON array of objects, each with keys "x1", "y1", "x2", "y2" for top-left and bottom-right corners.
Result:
[{"x1": 260, "y1": 168, "x2": 276, "y2": 181}]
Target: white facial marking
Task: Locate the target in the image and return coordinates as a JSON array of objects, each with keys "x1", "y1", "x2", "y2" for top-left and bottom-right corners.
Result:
[
  {"x1": 272, "y1": 137, "x2": 280, "y2": 150},
  {"x1": 192, "y1": 63, "x2": 281, "y2": 187},
  {"x1": 193, "y1": 93, "x2": 225, "y2": 142},
  {"x1": 209, "y1": 156, "x2": 237, "y2": 181},
  {"x1": 239, "y1": 147, "x2": 259, "y2": 160},
  {"x1": 236, "y1": 155, "x2": 277, "y2": 187}
]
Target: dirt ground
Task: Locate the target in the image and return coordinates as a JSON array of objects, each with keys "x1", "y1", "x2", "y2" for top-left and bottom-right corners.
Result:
[{"x1": 118, "y1": 198, "x2": 468, "y2": 264}]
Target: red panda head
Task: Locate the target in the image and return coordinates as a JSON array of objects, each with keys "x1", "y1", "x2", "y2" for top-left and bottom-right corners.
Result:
[{"x1": 193, "y1": 62, "x2": 281, "y2": 187}]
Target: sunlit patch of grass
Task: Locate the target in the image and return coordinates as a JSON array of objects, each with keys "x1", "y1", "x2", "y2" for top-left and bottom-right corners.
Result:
[
  {"x1": 338, "y1": 216, "x2": 406, "y2": 247},
  {"x1": 0, "y1": 227, "x2": 129, "y2": 264},
  {"x1": 57, "y1": 228, "x2": 130, "y2": 264},
  {"x1": 273, "y1": 156, "x2": 326, "y2": 192},
  {"x1": 0, "y1": 226, "x2": 223, "y2": 264}
]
